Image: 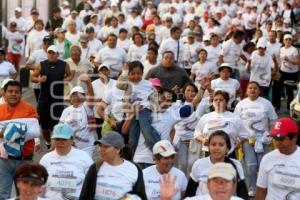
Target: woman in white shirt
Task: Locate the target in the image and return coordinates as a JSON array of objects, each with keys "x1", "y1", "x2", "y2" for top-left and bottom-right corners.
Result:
[
  {"x1": 59, "y1": 74, "x2": 95, "y2": 156},
  {"x1": 190, "y1": 49, "x2": 217, "y2": 86},
  {"x1": 128, "y1": 32, "x2": 148, "y2": 61},
  {"x1": 234, "y1": 81, "x2": 277, "y2": 196},
  {"x1": 211, "y1": 63, "x2": 241, "y2": 111},
  {"x1": 0, "y1": 49, "x2": 17, "y2": 85},
  {"x1": 194, "y1": 90, "x2": 248, "y2": 157},
  {"x1": 25, "y1": 19, "x2": 48, "y2": 59},
  {"x1": 185, "y1": 130, "x2": 248, "y2": 199},
  {"x1": 273, "y1": 34, "x2": 300, "y2": 110}
]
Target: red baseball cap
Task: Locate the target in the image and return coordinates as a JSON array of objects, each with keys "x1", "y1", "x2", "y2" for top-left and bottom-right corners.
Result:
[{"x1": 271, "y1": 117, "x2": 298, "y2": 137}]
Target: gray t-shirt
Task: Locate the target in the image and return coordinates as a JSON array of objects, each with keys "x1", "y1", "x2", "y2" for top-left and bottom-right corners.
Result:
[{"x1": 145, "y1": 65, "x2": 191, "y2": 91}]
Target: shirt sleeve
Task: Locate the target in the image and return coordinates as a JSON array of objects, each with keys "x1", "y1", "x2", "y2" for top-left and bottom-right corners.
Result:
[{"x1": 256, "y1": 157, "x2": 268, "y2": 188}]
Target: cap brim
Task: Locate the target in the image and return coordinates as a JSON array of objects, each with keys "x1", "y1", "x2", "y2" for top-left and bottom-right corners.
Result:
[
  {"x1": 218, "y1": 66, "x2": 232, "y2": 72},
  {"x1": 17, "y1": 177, "x2": 44, "y2": 185},
  {"x1": 51, "y1": 134, "x2": 71, "y2": 140},
  {"x1": 159, "y1": 151, "x2": 177, "y2": 157},
  {"x1": 94, "y1": 139, "x2": 112, "y2": 146},
  {"x1": 208, "y1": 173, "x2": 234, "y2": 181}
]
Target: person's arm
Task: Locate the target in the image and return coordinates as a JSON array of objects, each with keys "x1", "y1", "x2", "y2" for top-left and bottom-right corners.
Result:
[
  {"x1": 255, "y1": 187, "x2": 267, "y2": 200},
  {"x1": 96, "y1": 101, "x2": 108, "y2": 120},
  {"x1": 184, "y1": 178, "x2": 199, "y2": 197},
  {"x1": 246, "y1": 59, "x2": 251, "y2": 72},
  {"x1": 31, "y1": 63, "x2": 47, "y2": 83},
  {"x1": 287, "y1": 54, "x2": 300, "y2": 65},
  {"x1": 79, "y1": 74, "x2": 94, "y2": 109},
  {"x1": 64, "y1": 63, "x2": 73, "y2": 82}
]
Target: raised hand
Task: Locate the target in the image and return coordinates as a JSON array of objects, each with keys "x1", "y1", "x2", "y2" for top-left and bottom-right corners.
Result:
[{"x1": 160, "y1": 174, "x2": 179, "y2": 200}]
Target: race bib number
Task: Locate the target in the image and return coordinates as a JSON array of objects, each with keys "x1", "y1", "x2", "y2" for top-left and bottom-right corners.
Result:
[
  {"x1": 273, "y1": 171, "x2": 300, "y2": 190},
  {"x1": 49, "y1": 177, "x2": 77, "y2": 189}
]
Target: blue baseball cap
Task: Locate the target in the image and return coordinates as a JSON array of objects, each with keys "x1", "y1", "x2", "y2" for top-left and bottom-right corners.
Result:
[{"x1": 51, "y1": 124, "x2": 73, "y2": 139}]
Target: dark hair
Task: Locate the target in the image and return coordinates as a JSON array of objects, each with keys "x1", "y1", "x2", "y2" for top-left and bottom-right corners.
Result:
[
  {"x1": 213, "y1": 90, "x2": 229, "y2": 103},
  {"x1": 208, "y1": 130, "x2": 232, "y2": 152},
  {"x1": 247, "y1": 81, "x2": 260, "y2": 88},
  {"x1": 119, "y1": 28, "x2": 128, "y2": 34},
  {"x1": 128, "y1": 61, "x2": 144, "y2": 73},
  {"x1": 183, "y1": 83, "x2": 198, "y2": 95},
  {"x1": 162, "y1": 51, "x2": 174, "y2": 57},
  {"x1": 118, "y1": 13, "x2": 125, "y2": 18},
  {"x1": 15, "y1": 163, "x2": 48, "y2": 184},
  {"x1": 197, "y1": 48, "x2": 207, "y2": 55},
  {"x1": 120, "y1": 144, "x2": 133, "y2": 161},
  {"x1": 107, "y1": 33, "x2": 117, "y2": 39},
  {"x1": 34, "y1": 19, "x2": 44, "y2": 27},
  {"x1": 132, "y1": 32, "x2": 144, "y2": 45},
  {"x1": 148, "y1": 47, "x2": 158, "y2": 55},
  {"x1": 159, "y1": 89, "x2": 177, "y2": 102},
  {"x1": 170, "y1": 26, "x2": 181, "y2": 34},
  {"x1": 52, "y1": 7, "x2": 61, "y2": 13},
  {"x1": 233, "y1": 30, "x2": 245, "y2": 39},
  {"x1": 3, "y1": 80, "x2": 22, "y2": 92},
  {"x1": 148, "y1": 41, "x2": 159, "y2": 50},
  {"x1": 210, "y1": 33, "x2": 219, "y2": 39},
  {"x1": 243, "y1": 42, "x2": 256, "y2": 51}
]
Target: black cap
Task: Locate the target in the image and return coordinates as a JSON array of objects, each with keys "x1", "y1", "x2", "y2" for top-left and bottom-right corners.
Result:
[{"x1": 43, "y1": 35, "x2": 54, "y2": 43}]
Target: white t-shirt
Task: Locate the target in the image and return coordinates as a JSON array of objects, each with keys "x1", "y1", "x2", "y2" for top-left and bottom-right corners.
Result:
[
  {"x1": 131, "y1": 80, "x2": 156, "y2": 109},
  {"x1": 59, "y1": 102, "x2": 95, "y2": 155},
  {"x1": 92, "y1": 79, "x2": 116, "y2": 118},
  {"x1": 243, "y1": 12, "x2": 257, "y2": 30},
  {"x1": 40, "y1": 148, "x2": 93, "y2": 200},
  {"x1": 142, "y1": 60, "x2": 159, "y2": 79},
  {"x1": 95, "y1": 160, "x2": 138, "y2": 200},
  {"x1": 143, "y1": 166, "x2": 187, "y2": 200},
  {"x1": 102, "y1": 86, "x2": 126, "y2": 122},
  {"x1": 234, "y1": 97, "x2": 277, "y2": 138},
  {"x1": 249, "y1": 51, "x2": 274, "y2": 87},
  {"x1": 128, "y1": 44, "x2": 148, "y2": 62},
  {"x1": 194, "y1": 111, "x2": 248, "y2": 153},
  {"x1": 159, "y1": 37, "x2": 184, "y2": 63},
  {"x1": 221, "y1": 39, "x2": 243, "y2": 69},
  {"x1": 133, "y1": 103, "x2": 183, "y2": 164},
  {"x1": 280, "y1": 46, "x2": 299, "y2": 73},
  {"x1": 7, "y1": 197, "x2": 50, "y2": 200},
  {"x1": 65, "y1": 31, "x2": 81, "y2": 46},
  {"x1": 190, "y1": 156, "x2": 245, "y2": 196},
  {"x1": 117, "y1": 38, "x2": 131, "y2": 52},
  {"x1": 191, "y1": 61, "x2": 217, "y2": 81},
  {"x1": 0, "y1": 61, "x2": 16, "y2": 82},
  {"x1": 5, "y1": 31, "x2": 24, "y2": 54},
  {"x1": 211, "y1": 78, "x2": 240, "y2": 107},
  {"x1": 204, "y1": 45, "x2": 222, "y2": 66},
  {"x1": 174, "y1": 100, "x2": 210, "y2": 142},
  {"x1": 185, "y1": 194, "x2": 243, "y2": 200},
  {"x1": 256, "y1": 147, "x2": 300, "y2": 200},
  {"x1": 95, "y1": 46, "x2": 128, "y2": 78}
]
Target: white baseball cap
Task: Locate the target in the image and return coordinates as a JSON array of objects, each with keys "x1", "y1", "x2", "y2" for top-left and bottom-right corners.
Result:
[
  {"x1": 153, "y1": 140, "x2": 176, "y2": 157},
  {"x1": 203, "y1": 34, "x2": 211, "y2": 41},
  {"x1": 47, "y1": 45, "x2": 59, "y2": 53},
  {"x1": 284, "y1": 34, "x2": 293, "y2": 40},
  {"x1": 208, "y1": 163, "x2": 237, "y2": 181},
  {"x1": 256, "y1": 39, "x2": 267, "y2": 48},
  {"x1": 70, "y1": 86, "x2": 85, "y2": 95},
  {"x1": 15, "y1": 7, "x2": 22, "y2": 12}
]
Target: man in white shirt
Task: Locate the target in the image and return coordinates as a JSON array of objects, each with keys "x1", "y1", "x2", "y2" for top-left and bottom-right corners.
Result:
[
  {"x1": 65, "y1": 20, "x2": 81, "y2": 45},
  {"x1": 94, "y1": 33, "x2": 127, "y2": 79},
  {"x1": 256, "y1": 117, "x2": 300, "y2": 200},
  {"x1": 159, "y1": 27, "x2": 184, "y2": 66},
  {"x1": 143, "y1": 140, "x2": 187, "y2": 200}
]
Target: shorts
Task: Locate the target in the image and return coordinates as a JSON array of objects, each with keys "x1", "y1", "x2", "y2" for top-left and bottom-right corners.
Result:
[{"x1": 37, "y1": 102, "x2": 64, "y2": 130}]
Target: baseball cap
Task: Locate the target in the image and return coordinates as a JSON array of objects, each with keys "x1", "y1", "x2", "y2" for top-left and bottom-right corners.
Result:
[
  {"x1": 51, "y1": 124, "x2": 73, "y2": 140},
  {"x1": 215, "y1": 7, "x2": 222, "y2": 14},
  {"x1": 256, "y1": 40, "x2": 266, "y2": 48},
  {"x1": 149, "y1": 78, "x2": 162, "y2": 88},
  {"x1": 98, "y1": 63, "x2": 109, "y2": 71},
  {"x1": 94, "y1": 131, "x2": 125, "y2": 149},
  {"x1": 79, "y1": 34, "x2": 89, "y2": 43},
  {"x1": 153, "y1": 140, "x2": 177, "y2": 157},
  {"x1": 47, "y1": 45, "x2": 59, "y2": 53},
  {"x1": 111, "y1": 2, "x2": 117, "y2": 7},
  {"x1": 54, "y1": 27, "x2": 66, "y2": 34},
  {"x1": 43, "y1": 35, "x2": 53, "y2": 43},
  {"x1": 271, "y1": 117, "x2": 298, "y2": 138},
  {"x1": 15, "y1": 163, "x2": 48, "y2": 185},
  {"x1": 85, "y1": 26, "x2": 95, "y2": 33},
  {"x1": 284, "y1": 34, "x2": 293, "y2": 40},
  {"x1": 219, "y1": 63, "x2": 232, "y2": 72},
  {"x1": 62, "y1": 1, "x2": 70, "y2": 6},
  {"x1": 203, "y1": 34, "x2": 211, "y2": 41},
  {"x1": 15, "y1": 7, "x2": 22, "y2": 12},
  {"x1": 70, "y1": 86, "x2": 85, "y2": 95},
  {"x1": 71, "y1": 10, "x2": 78, "y2": 14},
  {"x1": 31, "y1": 10, "x2": 39, "y2": 15},
  {"x1": 208, "y1": 163, "x2": 237, "y2": 181}
]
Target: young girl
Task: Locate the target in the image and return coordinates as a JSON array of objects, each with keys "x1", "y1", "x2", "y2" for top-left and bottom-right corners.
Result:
[{"x1": 117, "y1": 61, "x2": 160, "y2": 152}]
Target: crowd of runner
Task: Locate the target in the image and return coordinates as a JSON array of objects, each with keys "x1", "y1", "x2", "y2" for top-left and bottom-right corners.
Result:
[{"x1": 0, "y1": 0, "x2": 300, "y2": 199}]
